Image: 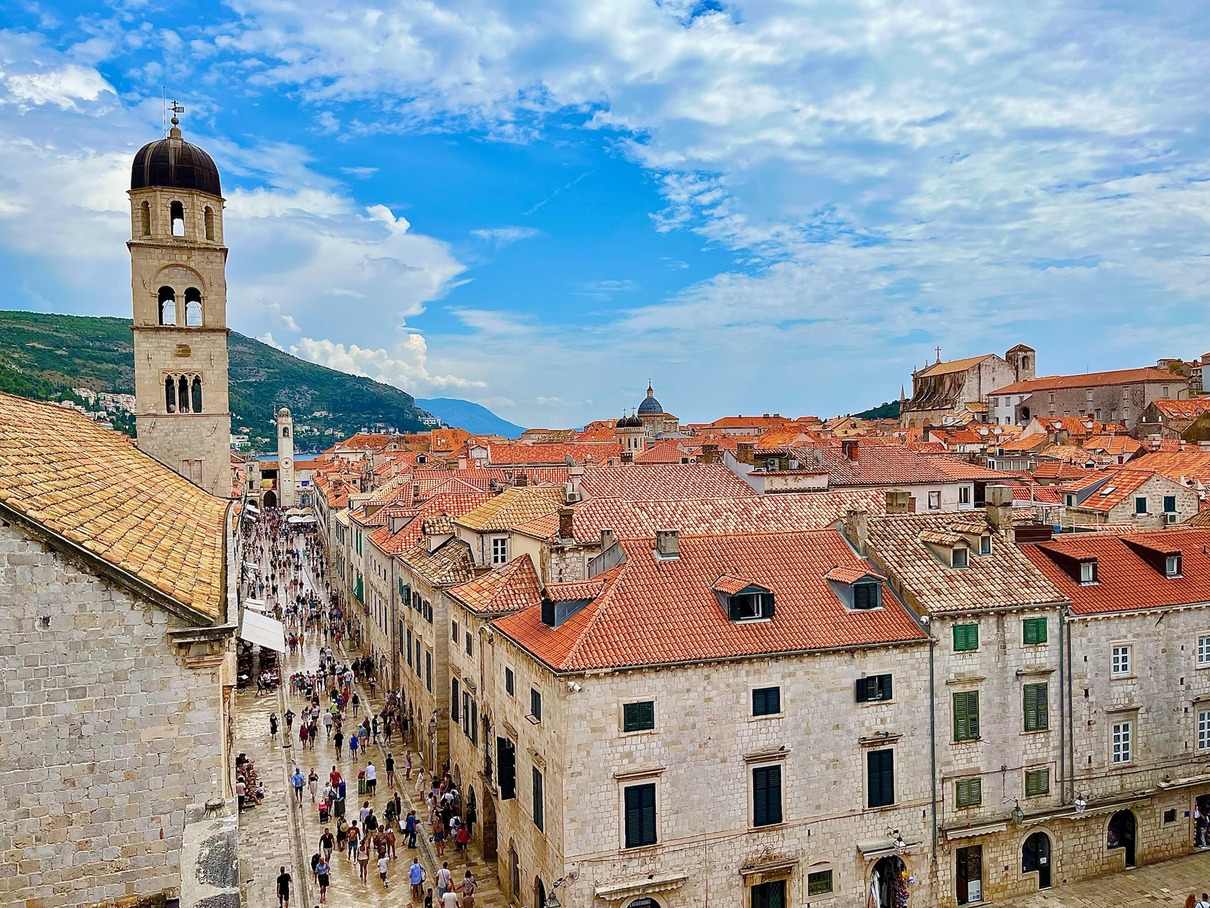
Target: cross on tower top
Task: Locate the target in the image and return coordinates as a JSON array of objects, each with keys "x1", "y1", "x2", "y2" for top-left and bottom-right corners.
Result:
[{"x1": 934, "y1": 344, "x2": 942, "y2": 363}]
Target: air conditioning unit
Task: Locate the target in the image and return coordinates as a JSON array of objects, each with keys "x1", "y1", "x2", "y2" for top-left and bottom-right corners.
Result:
[{"x1": 1166, "y1": 512, "x2": 1179, "y2": 524}]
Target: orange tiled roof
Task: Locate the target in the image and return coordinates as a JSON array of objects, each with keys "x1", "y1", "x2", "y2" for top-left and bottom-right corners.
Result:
[
  {"x1": 398, "y1": 536, "x2": 476, "y2": 586},
  {"x1": 1023, "y1": 529, "x2": 1210, "y2": 614},
  {"x1": 456, "y1": 485, "x2": 566, "y2": 532},
  {"x1": 1130, "y1": 450, "x2": 1210, "y2": 485},
  {"x1": 707, "y1": 415, "x2": 795, "y2": 431},
  {"x1": 0, "y1": 392, "x2": 228, "y2": 619},
  {"x1": 368, "y1": 489, "x2": 493, "y2": 554},
  {"x1": 448, "y1": 554, "x2": 543, "y2": 615},
  {"x1": 580, "y1": 464, "x2": 757, "y2": 501},
  {"x1": 1083, "y1": 435, "x2": 1143, "y2": 457},
  {"x1": 991, "y1": 367, "x2": 1182, "y2": 396},
  {"x1": 1152, "y1": 398, "x2": 1210, "y2": 420},
  {"x1": 633, "y1": 441, "x2": 692, "y2": 464},
  {"x1": 494, "y1": 530, "x2": 926, "y2": 671},
  {"x1": 916, "y1": 354, "x2": 994, "y2": 378},
  {"x1": 998, "y1": 432, "x2": 1049, "y2": 453},
  {"x1": 1059, "y1": 468, "x2": 1157, "y2": 512},
  {"x1": 1030, "y1": 461, "x2": 1092, "y2": 482},
  {"x1": 484, "y1": 443, "x2": 620, "y2": 466}
]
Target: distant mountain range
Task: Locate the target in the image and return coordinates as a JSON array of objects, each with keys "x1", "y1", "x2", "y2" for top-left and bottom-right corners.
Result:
[
  {"x1": 0, "y1": 310, "x2": 520, "y2": 450},
  {"x1": 417, "y1": 398, "x2": 524, "y2": 438}
]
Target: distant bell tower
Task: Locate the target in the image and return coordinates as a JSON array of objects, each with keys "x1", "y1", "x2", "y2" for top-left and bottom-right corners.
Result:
[
  {"x1": 276, "y1": 407, "x2": 296, "y2": 508},
  {"x1": 127, "y1": 103, "x2": 232, "y2": 498}
]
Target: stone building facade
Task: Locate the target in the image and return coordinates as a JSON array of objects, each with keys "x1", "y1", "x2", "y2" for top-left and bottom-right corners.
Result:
[
  {"x1": 276, "y1": 407, "x2": 296, "y2": 508},
  {"x1": 129, "y1": 117, "x2": 232, "y2": 498},
  {"x1": 986, "y1": 366, "x2": 1189, "y2": 431},
  {"x1": 901, "y1": 346, "x2": 1034, "y2": 428}
]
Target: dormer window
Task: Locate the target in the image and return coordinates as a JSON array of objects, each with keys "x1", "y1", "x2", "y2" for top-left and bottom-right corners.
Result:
[
  {"x1": 1166, "y1": 554, "x2": 1182, "y2": 578},
  {"x1": 978, "y1": 535, "x2": 992, "y2": 555},
  {"x1": 853, "y1": 582, "x2": 880, "y2": 610},
  {"x1": 729, "y1": 591, "x2": 774, "y2": 621},
  {"x1": 1080, "y1": 560, "x2": 1098, "y2": 584},
  {"x1": 951, "y1": 547, "x2": 969, "y2": 569}
]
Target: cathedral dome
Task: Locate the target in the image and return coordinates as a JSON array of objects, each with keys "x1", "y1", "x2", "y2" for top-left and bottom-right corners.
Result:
[
  {"x1": 616, "y1": 414, "x2": 643, "y2": 429},
  {"x1": 637, "y1": 383, "x2": 663, "y2": 416},
  {"x1": 131, "y1": 124, "x2": 222, "y2": 197}
]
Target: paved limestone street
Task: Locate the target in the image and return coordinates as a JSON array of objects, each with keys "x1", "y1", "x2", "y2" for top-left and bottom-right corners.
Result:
[
  {"x1": 235, "y1": 521, "x2": 503, "y2": 907},
  {"x1": 999, "y1": 851, "x2": 1210, "y2": 906}
]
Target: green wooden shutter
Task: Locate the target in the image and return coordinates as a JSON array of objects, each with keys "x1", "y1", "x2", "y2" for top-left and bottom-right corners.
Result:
[
  {"x1": 1023, "y1": 617, "x2": 1047, "y2": 645},
  {"x1": 953, "y1": 623, "x2": 979, "y2": 652},
  {"x1": 1023, "y1": 683, "x2": 1048, "y2": 731},
  {"x1": 953, "y1": 690, "x2": 980, "y2": 741},
  {"x1": 1025, "y1": 768, "x2": 1050, "y2": 797},
  {"x1": 955, "y1": 777, "x2": 982, "y2": 808}
]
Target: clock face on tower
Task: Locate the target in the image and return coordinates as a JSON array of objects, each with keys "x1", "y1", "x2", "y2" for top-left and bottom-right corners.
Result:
[{"x1": 282, "y1": 458, "x2": 292, "y2": 469}]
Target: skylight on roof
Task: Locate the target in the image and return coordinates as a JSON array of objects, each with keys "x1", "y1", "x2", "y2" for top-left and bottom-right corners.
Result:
[{"x1": 1099, "y1": 485, "x2": 1116, "y2": 495}]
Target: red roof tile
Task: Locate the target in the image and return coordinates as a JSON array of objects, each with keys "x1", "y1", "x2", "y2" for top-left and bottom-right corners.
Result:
[
  {"x1": 991, "y1": 367, "x2": 1182, "y2": 396},
  {"x1": 580, "y1": 464, "x2": 757, "y2": 501},
  {"x1": 448, "y1": 554, "x2": 543, "y2": 615}
]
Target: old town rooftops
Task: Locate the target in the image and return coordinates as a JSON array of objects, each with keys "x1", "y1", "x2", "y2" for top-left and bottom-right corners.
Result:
[
  {"x1": 990, "y1": 366, "x2": 1181, "y2": 396},
  {"x1": 1022, "y1": 529, "x2": 1210, "y2": 614},
  {"x1": 579, "y1": 463, "x2": 757, "y2": 501},
  {"x1": 0, "y1": 391, "x2": 228, "y2": 620},
  {"x1": 455, "y1": 485, "x2": 566, "y2": 532},
  {"x1": 864, "y1": 513, "x2": 1066, "y2": 615},
  {"x1": 493, "y1": 529, "x2": 926, "y2": 672},
  {"x1": 448, "y1": 553, "x2": 543, "y2": 615},
  {"x1": 398, "y1": 535, "x2": 476, "y2": 586}
]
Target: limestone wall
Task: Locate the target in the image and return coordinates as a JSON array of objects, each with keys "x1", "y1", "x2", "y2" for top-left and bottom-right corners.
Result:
[{"x1": 0, "y1": 519, "x2": 227, "y2": 907}]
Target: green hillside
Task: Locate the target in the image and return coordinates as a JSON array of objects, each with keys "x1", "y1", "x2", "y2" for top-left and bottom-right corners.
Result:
[
  {"x1": 0, "y1": 310, "x2": 430, "y2": 451},
  {"x1": 854, "y1": 399, "x2": 901, "y2": 419}
]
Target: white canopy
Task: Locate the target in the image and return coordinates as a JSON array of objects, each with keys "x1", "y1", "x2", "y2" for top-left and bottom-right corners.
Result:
[
  {"x1": 287, "y1": 515, "x2": 317, "y2": 525},
  {"x1": 240, "y1": 609, "x2": 286, "y2": 653},
  {"x1": 243, "y1": 597, "x2": 269, "y2": 613}
]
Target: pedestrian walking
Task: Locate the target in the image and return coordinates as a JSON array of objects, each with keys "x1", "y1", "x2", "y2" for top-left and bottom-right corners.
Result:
[
  {"x1": 346, "y1": 823, "x2": 360, "y2": 860},
  {"x1": 349, "y1": 732, "x2": 359, "y2": 760},
  {"x1": 269, "y1": 713, "x2": 279, "y2": 740},
  {"x1": 436, "y1": 862, "x2": 452, "y2": 900},
  {"x1": 291, "y1": 767, "x2": 305, "y2": 805},
  {"x1": 459, "y1": 870, "x2": 476, "y2": 908},
  {"x1": 377, "y1": 854, "x2": 389, "y2": 888},
  {"x1": 409, "y1": 858, "x2": 426, "y2": 900},
  {"x1": 308, "y1": 768, "x2": 319, "y2": 803},
  {"x1": 319, "y1": 827, "x2": 334, "y2": 863},
  {"x1": 315, "y1": 858, "x2": 330, "y2": 904},
  {"x1": 357, "y1": 836, "x2": 370, "y2": 883},
  {"x1": 276, "y1": 867, "x2": 291, "y2": 908},
  {"x1": 365, "y1": 760, "x2": 377, "y2": 795},
  {"x1": 385, "y1": 752, "x2": 395, "y2": 788},
  {"x1": 334, "y1": 729, "x2": 343, "y2": 758},
  {"x1": 405, "y1": 810, "x2": 418, "y2": 848}
]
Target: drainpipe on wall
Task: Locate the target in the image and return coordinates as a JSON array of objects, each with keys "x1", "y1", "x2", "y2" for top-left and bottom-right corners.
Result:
[
  {"x1": 1065, "y1": 606, "x2": 1076, "y2": 802},
  {"x1": 1058, "y1": 603, "x2": 1067, "y2": 803},
  {"x1": 928, "y1": 621, "x2": 939, "y2": 858}
]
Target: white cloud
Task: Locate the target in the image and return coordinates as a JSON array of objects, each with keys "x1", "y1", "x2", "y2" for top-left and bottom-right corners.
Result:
[
  {"x1": 2, "y1": 64, "x2": 115, "y2": 110},
  {"x1": 470, "y1": 225, "x2": 541, "y2": 246},
  {"x1": 290, "y1": 335, "x2": 486, "y2": 393}
]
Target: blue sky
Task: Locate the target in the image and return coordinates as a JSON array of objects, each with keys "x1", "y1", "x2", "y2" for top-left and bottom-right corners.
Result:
[{"x1": 3, "y1": 1, "x2": 1210, "y2": 427}]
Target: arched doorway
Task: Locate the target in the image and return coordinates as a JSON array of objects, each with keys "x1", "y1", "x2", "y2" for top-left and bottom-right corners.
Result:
[
  {"x1": 263, "y1": 490, "x2": 277, "y2": 509},
  {"x1": 870, "y1": 856, "x2": 907, "y2": 908},
  {"x1": 1022, "y1": 831, "x2": 1052, "y2": 889},
  {"x1": 1108, "y1": 810, "x2": 1137, "y2": 867},
  {"x1": 534, "y1": 877, "x2": 547, "y2": 908},
  {"x1": 480, "y1": 789, "x2": 497, "y2": 861}
]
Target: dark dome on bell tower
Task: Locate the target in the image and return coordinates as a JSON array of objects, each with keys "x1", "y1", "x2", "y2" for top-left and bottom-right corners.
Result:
[{"x1": 130, "y1": 113, "x2": 221, "y2": 197}]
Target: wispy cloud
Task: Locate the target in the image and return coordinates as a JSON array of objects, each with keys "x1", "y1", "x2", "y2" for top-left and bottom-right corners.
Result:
[{"x1": 470, "y1": 225, "x2": 541, "y2": 246}]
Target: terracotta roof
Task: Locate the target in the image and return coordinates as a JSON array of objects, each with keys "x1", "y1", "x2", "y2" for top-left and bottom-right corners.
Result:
[
  {"x1": 1039, "y1": 444, "x2": 1094, "y2": 465},
  {"x1": 456, "y1": 485, "x2": 566, "y2": 532},
  {"x1": 494, "y1": 530, "x2": 926, "y2": 671},
  {"x1": 916, "y1": 354, "x2": 994, "y2": 378},
  {"x1": 998, "y1": 432, "x2": 1049, "y2": 453},
  {"x1": 0, "y1": 392, "x2": 227, "y2": 619},
  {"x1": 398, "y1": 536, "x2": 476, "y2": 586},
  {"x1": 1030, "y1": 461, "x2": 1093, "y2": 482},
  {"x1": 929, "y1": 457, "x2": 1018, "y2": 482},
  {"x1": 368, "y1": 489, "x2": 493, "y2": 554},
  {"x1": 513, "y1": 489, "x2": 888, "y2": 544},
  {"x1": 633, "y1": 441, "x2": 692, "y2": 464},
  {"x1": 1130, "y1": 451, "x2": 1210, "y2": 485},
  {"x1": 580, "y1": 463, "x2": 757, "y2": 501},
  {"x1": 1152, "y1": 399, "x2": 1210, "y2": 420},
  {"x1": 448, "y1": 554, "x2": 543, "y2": 615},
  {"x1": 865, "y1": 513, "x2": 1065, "y2": 614},
  {"x1": 1059, "y1": 468, "x2": 1158, "y2": 512},
  {"x1": 1023, "y1": 529, "x2": 1210, "y2": 614},
  {"x1": 991, "y1": 367, "x2": 1182, "y2": 396},
  {"x1": 1083, "y1": 435, "x2": 1143, "y2": 457},
  {"x1": 483, "y1": 443, "x2": 620, "y2": 466},
  {"x1": 707, "y1": 415, "x2": 794, "y2": 430},
  {"x1": 784, "y1": 444, "x2": 960, "y2": 486}
]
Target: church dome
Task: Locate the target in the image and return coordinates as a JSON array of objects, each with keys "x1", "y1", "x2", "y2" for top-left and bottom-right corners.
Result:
[
  {"x1": 131, "y1": 123, "x2": 222, "y2": 197},
  {"x1": 616, "y1": 414, "x2": 643, "y2": 429},
  {"x1": 637, "y1": 383, "x2": 663, "y2": 416}
]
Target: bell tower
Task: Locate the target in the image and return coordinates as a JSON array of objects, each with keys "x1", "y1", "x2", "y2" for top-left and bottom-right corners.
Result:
[
  {"x1": 127, "y1": 105, "x2": 232, "y2": 498},
  {"x1": 276, "y1": 407, "x2": 296, "y2": 508}
]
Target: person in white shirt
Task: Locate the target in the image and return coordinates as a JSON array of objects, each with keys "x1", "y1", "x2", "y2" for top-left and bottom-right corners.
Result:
[{"x1": 365, "y1": 762, "x2": 377, "y2": 795}]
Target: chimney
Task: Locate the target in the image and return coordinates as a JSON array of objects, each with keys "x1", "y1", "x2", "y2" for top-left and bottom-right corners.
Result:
[
  {"x1": 621, "y1": 451, "x2": 634, "y2": 464},
  {"x1": 985, "y1": 484, "x2": 1016, "y2": 543},
  {"x1": 736, "y1": 442, "x2": 755, "y2": 465},
  {"x1": 885, "y1": 489, "x2": 911, "y2": 514},
  {"x1": 842, "y1": 439, "x2": 860, "y2": 461},
  {"x1": 700, "y1": 443, "x2": 720, "y2": 465},
  {"x1": 844, "y1": 507, "x2": 869, "y2": 554},
  {"x1": 558, "y1": 506, "x2": 574, "y2": 540},
  {"x1": 600, "y1": 528, "x2": 616, "y2": 550},
  {"x1": 655, "y1": 528, "x2": 679, "y2": 559}
]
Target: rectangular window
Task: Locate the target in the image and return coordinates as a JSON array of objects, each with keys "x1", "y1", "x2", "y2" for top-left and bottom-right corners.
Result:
[
  {"x1": 979, "y1": 534, "x2": 992, "y2": 555},
  {"x1": 928, "y1": 490, "x2": 941, "y2": 510},
  {"x1": 1022, "y1": 617, "x2": 1047, "y2": 645},
  {"x1": 954, "y1": 777, "x2": 982, "y2": 808},
  {"x1": 1080, "y1": 560, "x2": 1098, "y2": 583},
  {"x1": 451, "y1": 677, "x2": 461, "y2": 722},
  {"x1": 532, "y1": 766, "x2": 544, "y2": 831},
  {"x1": 1135, "y1": 496, "x2": 1147, "y2": 515},
  {"x1": 1025, "y1": 768, "x2": 1050, "y2": 797},
  {"x1": 953, "y1": 623, "x2": 979, "y2": 652},
  {"x1": 469, "y1": 698, "x2": 478, "y2": 746},
  {"x1": 530, "y1": 688, "x2": 542, "y2": 722},
  {"x1": 953, "y1": 690, "x2": 981, "y2": 742},
  {"x1": 1199, "y1": 710, "x2": 1210, "y2": 751},
  {"x1": 623, "y1": 700, "x2": 656, "y2": 732},
  {"x1": 1023, "y1": 682, "x2": 1049, "y2": 732},
  {"x1": 1199, "y1": 635, "x2": 1210, "y2": 666},
  {"x1": 751, "y1": 880, "x2": 786, "y2": 908},
  {"x1": 959, "y1": 485, "x2": 971, "y2": 505},
  {"x1": 952, "y1": 547, "x2": 969, "y2": 568},
  {"x1": 465, "y1": 632, "x2": 473, "y2": 657},
  {"x1": 505, "y1": 667, "x2": 515, "y2": 696},
  {"x1": 406, "y1": 628, "x2": 413, "y2": 667},
  {"x1": 491, "y1": 536, "x2": 509, "y2": 565},
  {"x1": 807, "y1": 870, "x2": 833, "y2": 896},
  {"x1": 451, "y1": 620, "x2": 460, "y2": 644},
  {"x1": 414, "y1": 640, "x2": 421, "y2": 677},
  {"x1": 752, "y1": 686, "x2": 782, "y2": 716},
  {"x1": 852, "y1": 582, "x2": 879, "y2": 609},
  {"x1": 1111, "y1": 720, "x2": 1132, "y2": 764},
  {"x1": 1165, "y1": 494, "x2": 1177, "y2": 513},
  {"x1": 1111, "y1": 644, "x2": 1131, "y2": 676},
  {"x1": 752, "y1": 765, "x2": 783, "y2": 827},
  {"x1": 425, "y1": 650, "x2": 432, "y2": 692},
  {"x1": 623, "y1": 783, "x2": 657, "y2": 848},
  {"x1": 867, "y1": 748, "x2": 895, "y2": 808},
  {"x1": 856, "y1": 674, "x2": 893, "y2": 703}
]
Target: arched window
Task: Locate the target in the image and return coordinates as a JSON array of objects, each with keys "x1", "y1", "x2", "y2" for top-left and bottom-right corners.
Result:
[
  {"x1": 191, "y1": 376, "x2": 203, "y2": 413},
  {"x1": 204, "y1": 206, "x2": 215, "y2": 241},
  {"x1": 626, "y1": 900, "x2": 661, "y2": 908},
  {"x1": 178, "y1": 375, "x2": 191, "y2": 413},
  {"x1": 158, "y1": 287, "x2": 176, "y2": 325},
  {"x1": 184, "y1": 287, "x2": 203, "y2": 326},
  {"x1": 140, "y1": 201, "x2": 151, "y2": 237},
  {"x1": 164, "y1": 376, "x2": 176, "y2": 413},
  {"x1": 282, "y1": 426, "x2": 290, "y2": 438},
  {"x1": 170, "y1": 201, "x2": 185, "y2": 237}
]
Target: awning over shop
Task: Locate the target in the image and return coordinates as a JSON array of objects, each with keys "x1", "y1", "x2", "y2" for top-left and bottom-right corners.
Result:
[
  {"x1": 943, "y1": 823, "x2": 1007, "y2": 841},
  {"x1": 244, "y1": 597, "x2": 269, "y2": 613},
  {"x1": 240, "y1": 609, "x2": 285, "y2": 653},
  {"x1": 287, "y1": 515, "x2": 316, "y2": 525}
]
